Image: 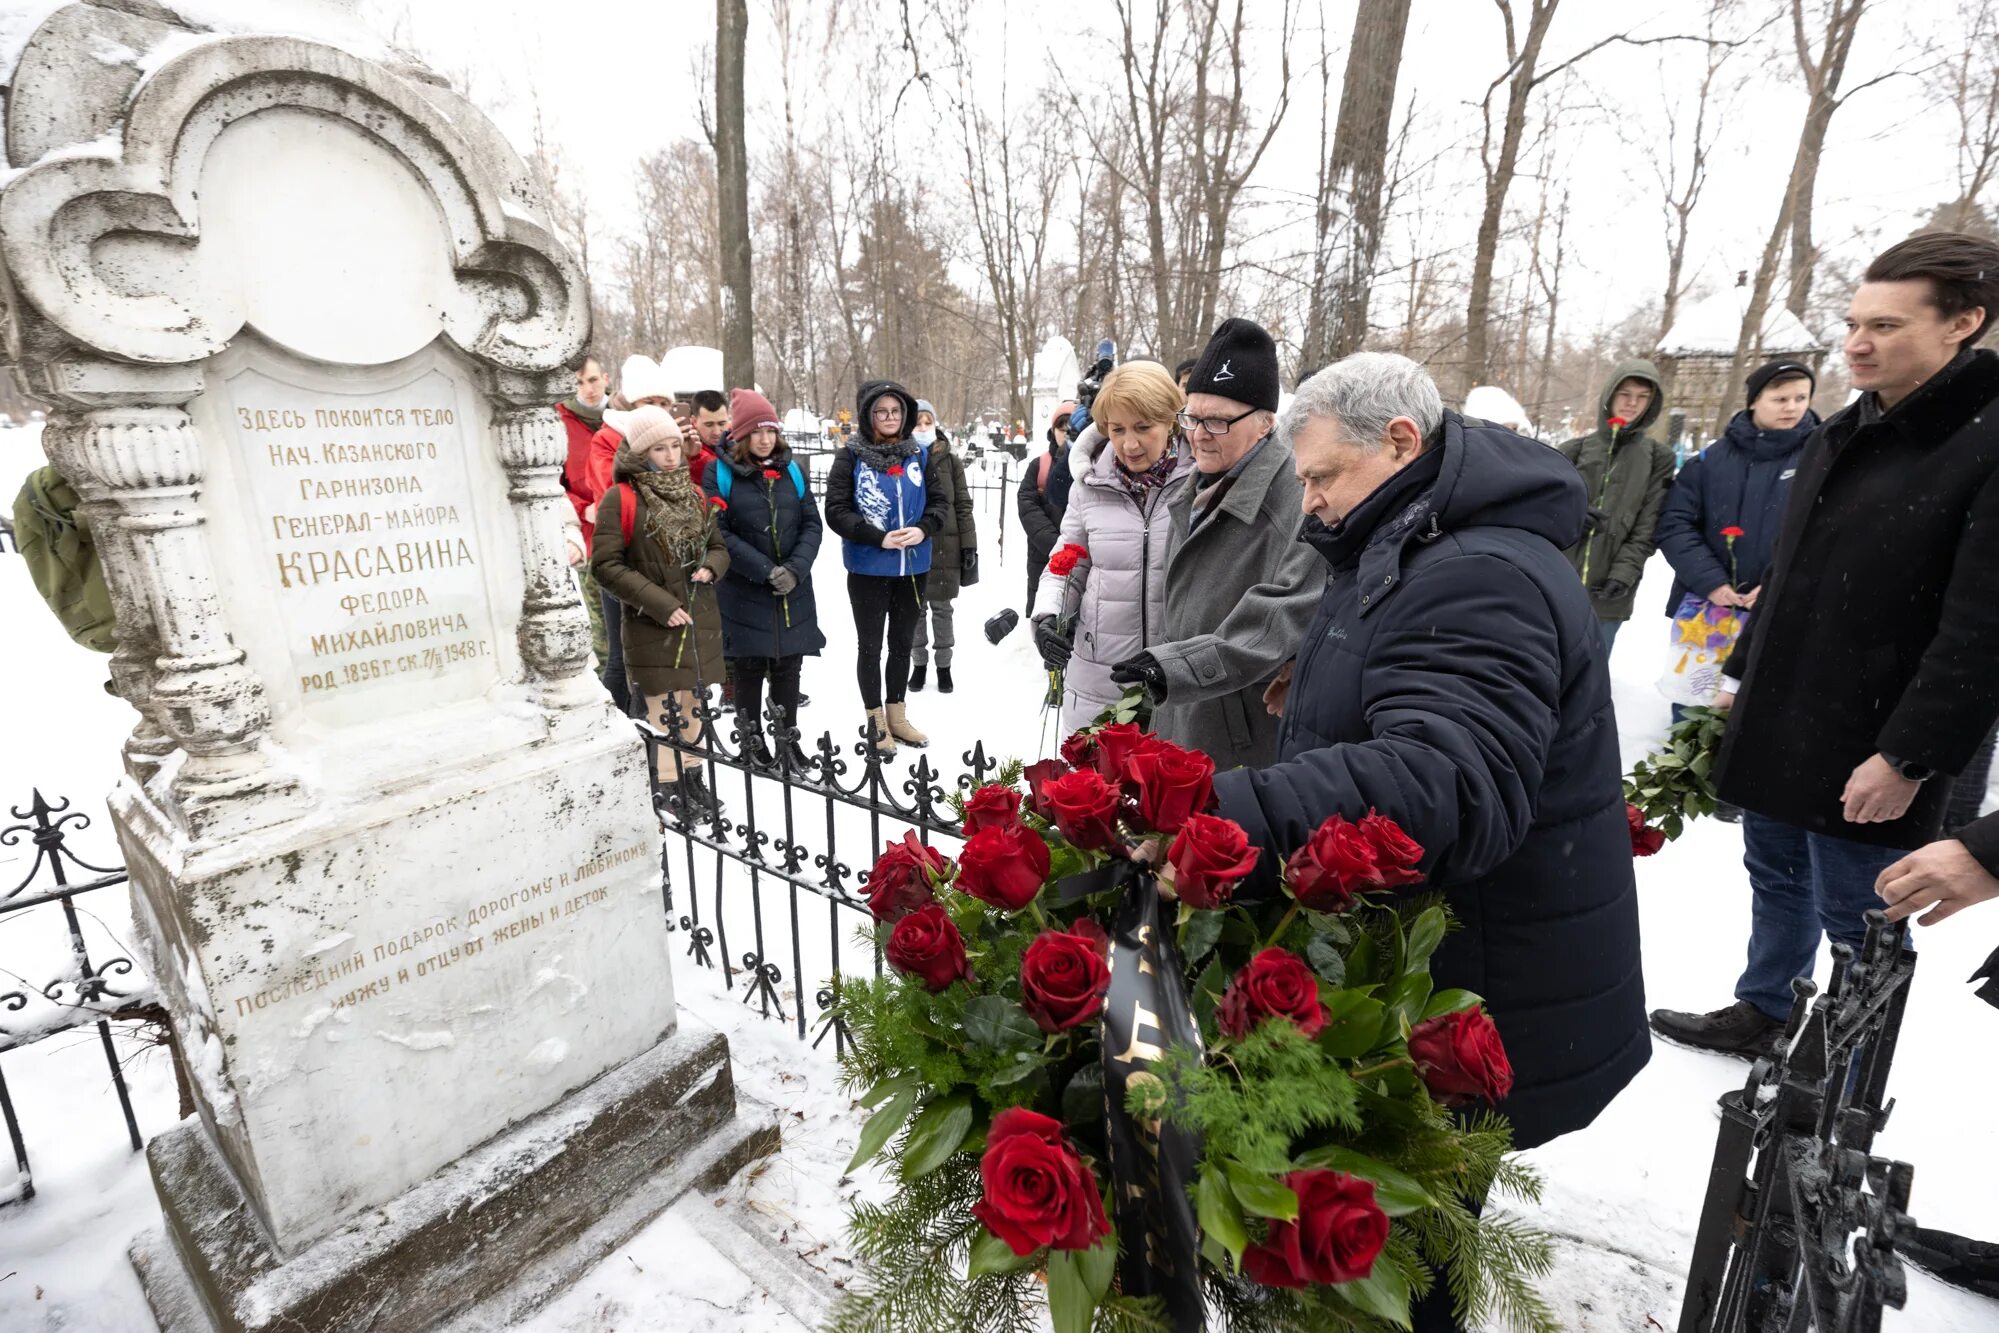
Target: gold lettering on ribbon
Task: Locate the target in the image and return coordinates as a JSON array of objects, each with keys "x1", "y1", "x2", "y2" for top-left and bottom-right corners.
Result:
[{"x1": 1112, "y1": 1002, "x2": 1166, "y2": 1066}]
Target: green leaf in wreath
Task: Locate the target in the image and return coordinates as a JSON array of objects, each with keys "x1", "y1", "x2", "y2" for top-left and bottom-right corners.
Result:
[
  {"x1": 858, "y1": 1073, "x2": 916, "y2": 1111},
  {"x1": 1305, "y1": 932, "x2": 1347, "y2": 986},
  {"x1": 967, "y1": 1226, "x2": 1040, "y2": 1279},
  {"x1": 1303, "y1": 912, "x2": 1352, "y2": 945},
  {"x1": 1078, "y1": 1229, "x2": 1116, "y2": 1302},
  {"x1": 846, "y1": 1081, "x2": 919, "y2": 1174},
  {"x1": 1421, "y1": 988, "x2": 1481, "y2": 1020},
  {"x1": 1336, "y1": 1258, "x2": 1414, "y2": 1328},
  {"x1": 1293, "y1": 1145, "x2": 1436, "y2": 1216},
  {"x1": 1402, "y1": 906, "x2": 1446, "y2": 972},
  {"x1": 1181, "y1": 909, "x2": 1225, "y2": 966},
  {"x1": 1223, "y1": 1159, "x2": 1300, "y2": 1220},
  {"x1": 964, "y1": 995, "x2": 1041, "y2": 1052},
  {"x1": 1382, "y1": 971, "x2": 1434, "y2": 1033},
  {"x1": 1346, "y1": 930, "x2": 1377, "y2": 986},
  {"x1": 1046, "y1": 1247, "x2": 1097, "y2": 1333},
  {"x1": 1061, "y1": 1063, "x2": 1105, "y2": 1128},
  {"x1": 1317, "y1": 991, "x2": 1387, "y2": 1059},
  {"x1": 1046, "y1": 842, "x2": 1090, "y2": 888},
  {"x1": 988, "y1": 1051, "x2": 1048, "y2": 1089},
  {"x1": 1195, "y1": 1165, "x2": 1249, "y2": 1269},
  {"x1": 898, "y1": 1093, "x2": 976, "y2": 1181}
]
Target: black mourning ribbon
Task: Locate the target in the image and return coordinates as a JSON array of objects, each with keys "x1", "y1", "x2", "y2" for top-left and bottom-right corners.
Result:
[{"x1": 1059, "y1": 860, "x2": 1206, "y2": 1330}]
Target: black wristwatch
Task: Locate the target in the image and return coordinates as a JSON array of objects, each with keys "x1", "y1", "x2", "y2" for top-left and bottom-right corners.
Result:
[{"x1": 1881, "y1": 753, "x2": 1934, "y2": 783}]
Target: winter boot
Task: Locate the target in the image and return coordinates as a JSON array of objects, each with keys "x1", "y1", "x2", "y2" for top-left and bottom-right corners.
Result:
[
  {"x1": 908, "y1": 660, "x2": 927, "y2": 692},
  {"x1": 885, "y1": 701, "x2": 929, "y2": 747},
  {"x1": 1648, "y1": 1001, "x2": 1781, "y2": 1060},
  {"x1": 778, "y1": 737, "x2": 814, "y2": 774},
  {"x1": 742, "y1": 729, "x2": 777, "y2": 772},
  {"x1": 719, "y1": 674, "x2": 737, "y2": 713},
  {"x1": 865, "y1": 708, "x2": 897, "y2": 759},
  {"x1": 937, "y1": 666, "x2": 954, "y2": 694},
  {"x1": 1897, "y1": 1227, "x2": 1999, "y2": 1299},
  {"x1": 664, "y1": 766, "x2": 723, "y2": 823}
]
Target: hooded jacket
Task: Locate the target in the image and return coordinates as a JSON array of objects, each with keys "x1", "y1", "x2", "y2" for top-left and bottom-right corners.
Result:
[
  {"x1": 823, "y1": 379, "x2": 948, "y2": 578},
  {"x1": 13, "y1": 465, "x2": 116, "y2": 653},
  {"x1": 1032, "y1": 427, "x2": 1195, "y2": 729},
  {"x1": 1215, "y1": 413, "x2": 1650, "y2": 1149},
  {"x1": 701, "y1": 442, "x2": 827, "y2": 661},
  {"x1": 590, "y1": 446, "x2": 730, "y2": 697},
  {"x1": 1654, "y1": 407, "x2": 1817, "y2": 614},
  {"x1": 1557, "y1": 359, "x2": 1675, "y2": 621},
  {"x1": 925, "y1": 432, "x2": 979, "y2": 600}
]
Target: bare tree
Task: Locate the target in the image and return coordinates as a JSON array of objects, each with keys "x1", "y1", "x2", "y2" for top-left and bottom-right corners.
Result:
[
  {"x1": 1303, "y1": 0, "x2": 1413, "y2": 369},
  {"x1": 715, "y1": 0, "x2": 755, "y2": 390},
  {"x1": 1933, "y1": 0, "x2": 1999, "y2": 231}
]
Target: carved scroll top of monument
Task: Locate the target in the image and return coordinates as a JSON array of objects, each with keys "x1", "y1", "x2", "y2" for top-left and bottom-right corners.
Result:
[{"x1": 0, "y1": 10, "x2": 586, "y2": 374}]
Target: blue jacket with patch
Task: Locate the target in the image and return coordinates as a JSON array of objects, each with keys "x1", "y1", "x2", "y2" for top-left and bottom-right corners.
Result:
[
  {"x1": 823, "y1": 379, "x2": 948, "y2": 578},
  {"x1": 1654, "y1": 408, "x2": 1816, "y2": 613}
]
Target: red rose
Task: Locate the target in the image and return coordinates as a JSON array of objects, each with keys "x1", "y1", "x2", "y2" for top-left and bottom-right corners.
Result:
[
  {"x1": 863, "y1": 830, "x2": 947, "y2": 923},
  {"x1": 1019, "y1": 925, "x2": 1111, "y2": 1032},
  {"x1": 1627, "y1": 803, "x2": 1666, "y2": 858},
  {"x1": 1124, "y1": 740, "x2": 1216, "y2": 833},
  {"x1": 1216, "y1": 948, "x2": 1327, "y2": 1040},
  {"x1": 1022, "y1": 759, "x2": 1070, "y2": 823},
  {"x1": 1046, "y1": 543, "x2": 1088, "y2": 577},
  {"x1": 962, "y1": 784, "x2": 1023, "y2": 835},
  {"x1": 1039, "y1": 768, "x2": 1123, "y2": 851},
  {"x1": 1719, "y1": 525, "x2": 1745, "y2": 539},
  {"x1": 1242, "y1": 1169, "x2": 1389, "y2": 1287},
  {"x1": 1059, "y1": 730, "x2": 1098, "y2": 771},
  {"x1": 1407, "y1": 1004, "x2": 1514, "y2": 1105},
  {"x1": 1286, "y1": 815, "x2": 1385, "y2": 912},
  {"x1": 970, "y1": 1108, "x2": 1110, "y2": 1256},
  {"x1": 885, "y1": 903, "x2": 971, "y2": 991},
  {"x1": 956, "y1": 823, "x2": 1052, "y2": 912},
  {"x1": 1358, "y1": 810, "x2": 1424, "y2": 885},
  {"x1": 1167, "y1": 814, "x2": 1261, "y2": 910},
  {"x1": 1090, "y1": 722, "x2": 1148, "y2": 784}
]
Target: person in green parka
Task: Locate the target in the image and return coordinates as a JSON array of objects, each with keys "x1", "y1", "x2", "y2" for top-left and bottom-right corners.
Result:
[
  {"x1": 1558, "y1": 359, "x2": 1675, "y2": 652},
  {"x1": 14, "y1": 463, "x2": 117, "y2": 653}
]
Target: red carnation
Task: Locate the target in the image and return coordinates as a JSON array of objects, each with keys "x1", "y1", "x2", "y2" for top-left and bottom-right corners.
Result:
[
  {"x1": 1719, "y1": 525, "x2": 1745, "y2": 539},
  {"x1": 962, "y1": 784, "x2": 1023, "y2": 835},
  {"x1": 884, "y1": 903, "x2": 971, "y2": 991},
  {"x1": 1019, "y1": 924, "x2": 1112, "y2": 1032},
  {"x1": 1167, "y1": 814, "x2": 1261, "y2": 910},
  {"x1": 1627, "y1": 803, "x2": 1666, "y2": 858},
  {"x1": 764, "y1": 468, "x2": 782, "y2": 479},
  {"x1": 1046, "y1": 543, "x2": 1088, "y2": 577},
  {"x1": 1286, "y1": 814, "x2": 1384, "y2": 912},
  {"x1": 1124, "y1": 739, "x2": 1216, "y2": 834},
  {"x1": 887, "y1": 464, "x2": 905, "y2": 475},
  {"x1": 1607, "y1": 415, "x2": 1629, "y2": 430},
  {"x1": 1242, "y1": 1170, "x2": 1389, "y2": 1287},
  {"x1": 1022, "y1": 759, "x2": 1070, "y2": 823},
  {"x1": 956, "y1": 823, "x2": 1052, "y2": 912},
  {"x1": 1216, "y1": 948, "x2": 1327, "y2": 1040},
  {"x1": 1039, "y1": 767, "x2": 1123, "y2": 851},
  {"x1": 708, "y1": 495, "x2": 728, "y2": 510},
  {"x1": 863, "y1": 830, "x2": 947, "y2": 922},
  {"x1": 1407, "y1": 1004, "x2": 1515, "y2": 1105},
  {"x1": 970, "y1": 1108, "x2": 1110, "y2": 1256}
]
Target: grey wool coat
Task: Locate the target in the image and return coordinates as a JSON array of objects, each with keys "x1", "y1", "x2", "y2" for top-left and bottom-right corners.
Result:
[
  {"x1": 1032, "y1": 428, "x2": 1195, "y2": 730},
  {"x1": 1150, "y1": 434, "x2": 1326, "y2": 770}
]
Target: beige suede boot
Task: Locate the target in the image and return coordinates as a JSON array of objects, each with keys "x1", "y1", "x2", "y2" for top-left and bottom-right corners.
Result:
[
  {"x1": 865, "y1": 708, "x2": 896, "y2": 757},
  {"x1": 885, "y1": 701, "x2": 929, "y2": 747}
]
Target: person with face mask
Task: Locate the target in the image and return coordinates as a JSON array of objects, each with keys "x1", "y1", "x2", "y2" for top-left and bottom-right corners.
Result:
[{"x1": 906, "y1": 400, "x2": 977, "y2": 693}]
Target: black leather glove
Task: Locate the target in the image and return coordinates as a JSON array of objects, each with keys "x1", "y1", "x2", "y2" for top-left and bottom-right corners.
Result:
[
  {"x1": 768, "y1": 566, "x2": 799, "y2": 596},
  {"x1": 1109, "y1": 654, "x2": 1167, "y2": 700},
  {"x1": 1597, "y1": 578, "x2": 1632, "y2": 604},
  {"x1": 1032, "y1": 616, "x2": 1073, "y2": 670},
  {"x1": 960, "y1": 549, "x2": 980, "y2": 586}
]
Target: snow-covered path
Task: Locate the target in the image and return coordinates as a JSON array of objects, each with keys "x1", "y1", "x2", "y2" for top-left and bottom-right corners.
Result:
[{"x1": 1, "y1": 436, "x2": 1994, "y2": 1331}]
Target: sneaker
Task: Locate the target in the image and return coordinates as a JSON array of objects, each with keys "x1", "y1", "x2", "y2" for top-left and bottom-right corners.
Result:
[
  {"x1": 1898, "y1": 1227, "x2": 1999, "y2": 1299},
  {"x1": 1649, "y1": 1001, "x2": 1781, "y2": 1060},
  {"x1": 937, "y1": 666, "x2": 954, "y2": 693},
  {"x1": 908, "y1": 662, "x2": 928, "y2": 692}
]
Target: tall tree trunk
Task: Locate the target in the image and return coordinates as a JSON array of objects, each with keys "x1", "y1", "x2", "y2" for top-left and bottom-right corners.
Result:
[
  {"x1": 1320, "y1": 0, "x2": 1413, "y2": 365},
  {"x1": 716, "y1": 0, "x2": 755, "y2": 390},
  {"x1": 1465, "y1": 0, "x2": 1560, "y2": 397}
]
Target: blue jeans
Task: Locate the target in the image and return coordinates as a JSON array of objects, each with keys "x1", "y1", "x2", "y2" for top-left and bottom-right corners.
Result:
[{"x1": 1734, "y1": 813, "x2": 1905, "y2": 1020}]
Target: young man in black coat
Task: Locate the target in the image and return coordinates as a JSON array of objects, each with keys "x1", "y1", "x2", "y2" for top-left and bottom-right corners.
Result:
[
  {"x1": 1212, "y1": 356, "x2": 1649, "y2": 1333},
  {"x1": 1653, "y1": 232, "x2": 1999, "y2": 1057}
]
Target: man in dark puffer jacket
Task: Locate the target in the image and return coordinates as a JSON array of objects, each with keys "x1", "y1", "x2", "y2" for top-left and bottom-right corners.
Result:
[{"x1": 1215, "y1": 353, "x2": 1651, "y2": 1156}]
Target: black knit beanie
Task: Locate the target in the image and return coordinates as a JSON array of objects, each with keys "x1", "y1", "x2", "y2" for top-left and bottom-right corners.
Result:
[
  {"x1": 1745, "y1": 358, "x2": 1815, "y2": 408},
  {"x1": 1185, "y1": 318, "x2": 1280, "y2": 412}
]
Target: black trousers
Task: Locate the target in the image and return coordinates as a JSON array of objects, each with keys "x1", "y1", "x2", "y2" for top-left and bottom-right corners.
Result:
[
  {"x1": 735, "y1": 655, "x2": 803, "y2": 738},
  {"x1": 599, "y1": 589, "x2": 633, "y2": 715},
  {"x1": 849, "y1": 572, "x2": 926, "y2": 709}
]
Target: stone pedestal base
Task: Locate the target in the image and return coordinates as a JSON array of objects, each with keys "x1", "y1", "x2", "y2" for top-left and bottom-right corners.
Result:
[{"x1": 131, "y1": 1017, "x2": 777, "y2": 1333}]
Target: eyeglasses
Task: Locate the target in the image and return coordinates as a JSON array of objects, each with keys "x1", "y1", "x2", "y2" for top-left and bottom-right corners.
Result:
[
  {"x1": 1175, "y1": 406, "x2": 1259, "y2": 436},
  {"x1": 872, "y1": 406, "x2": 903, "y2": 419}
]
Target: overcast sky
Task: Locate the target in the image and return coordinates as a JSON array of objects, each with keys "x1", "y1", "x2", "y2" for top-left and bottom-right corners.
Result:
[{"x1": 366, "y1": 0, "x2": 1969, "y2": 347}]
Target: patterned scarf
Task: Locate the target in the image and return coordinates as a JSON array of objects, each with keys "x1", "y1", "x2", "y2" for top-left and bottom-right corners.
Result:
[
  {"x1": 625, "y1": 455, "x2": 709, "y2": 568},
  {"x1": 1114, "y1": 449, "x2": 1180, "y2": 500},
  {"x1": 851, "y1": 434, "x2": 919, "y2": 473}
]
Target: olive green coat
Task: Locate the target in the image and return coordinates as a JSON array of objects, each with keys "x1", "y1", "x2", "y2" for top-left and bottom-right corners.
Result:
[
  {"x1": 1557, "y1": 358, "x2": 1675, "y2": 622},
  {"x1": 925, "y1": 436, "x2": 978, "y2": 600},
  {"x1": 591, "y1": 471, "x2": 729, "y2": 696},
  {"x1": 13, "y1": 465, "x2": 116, "y2": 652}
]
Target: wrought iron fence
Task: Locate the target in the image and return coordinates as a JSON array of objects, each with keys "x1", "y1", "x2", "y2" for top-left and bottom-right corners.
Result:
[
  {"x1": 638, "y1": 688, "x2": 1002, "y2": 1058},
  {"x1": 1679, "y1": 911, "x2": 1919, "y2": 1333},
  {"x1": 0, "y1": 790, "x2": 159, "y2": 1204}
]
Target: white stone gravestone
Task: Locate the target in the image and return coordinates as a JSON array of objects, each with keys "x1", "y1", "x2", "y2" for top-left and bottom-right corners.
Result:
[{"x1": 0, "y1": 6, "x2": 773, "y2": 1330}]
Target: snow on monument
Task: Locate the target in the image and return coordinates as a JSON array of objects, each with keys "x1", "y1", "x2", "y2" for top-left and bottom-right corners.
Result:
[{"x1": 0, "y1": 5, "x2": 772, "y2": 1330}]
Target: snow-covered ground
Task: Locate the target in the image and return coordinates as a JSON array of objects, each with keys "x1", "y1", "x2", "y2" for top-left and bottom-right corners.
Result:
[{"x1": 2, "y1": 436, "x2": 1995, "y2": 1332}]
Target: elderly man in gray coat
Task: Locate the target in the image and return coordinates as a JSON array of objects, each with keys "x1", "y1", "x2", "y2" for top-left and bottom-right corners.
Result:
[{"x1": 1110, "y1": 318, "x2": 1324, "y2": 770}]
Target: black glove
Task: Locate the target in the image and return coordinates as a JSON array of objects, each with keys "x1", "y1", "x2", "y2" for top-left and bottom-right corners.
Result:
[
  {"x1": 1109, "y1": 654, "x2": 1167, "y2": 700},
  {"x1": 1583, "y1": 506, "x2": 1607, "y2": 534},
  {"x1": 1032, "y1": 616, "x2": 1073, "y2": 671},
  {"x1": 960, "y1": 549, "x2": 980, "y2": 586},
  {"x1": 1597, "y1": 578, "x2": 1632, "y2": 604},
  {"x1": 768, "y1": 565, "x2": 799, "y2": 596}
]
